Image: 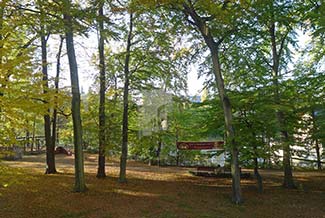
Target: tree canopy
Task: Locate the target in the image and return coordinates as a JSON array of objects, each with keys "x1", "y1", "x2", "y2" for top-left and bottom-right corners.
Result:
[{"x1": 0, "y1": 0, "x2": 324, "y2": 204}]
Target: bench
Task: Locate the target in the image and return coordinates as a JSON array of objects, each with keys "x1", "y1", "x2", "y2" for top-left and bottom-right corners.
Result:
[{"x1": 189, "y1": 166, "x2": 250, "y2": 178}]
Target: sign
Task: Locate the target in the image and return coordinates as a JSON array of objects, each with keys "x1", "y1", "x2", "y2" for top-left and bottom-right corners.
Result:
[{"x1": 177, "y1": 141, "x2": 224, "y2": 150}]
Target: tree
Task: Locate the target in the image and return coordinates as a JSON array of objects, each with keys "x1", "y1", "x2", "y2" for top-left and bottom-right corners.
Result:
[
  {"x1": 180, "y1": 1, "x2": 243, "y2": 203},
  {"x1": 251, "y1": 0, "x2": 303, "y2": 188},
  {"x1": 304, "y1": 1, "x2": 325, "y2": 170},
  {"x1": 119, "y1": 11, "x2": 133, "y2": 183},
  {"x1": 0, "y1": 0, "x2": 45, "y2": 148},
  {"x1": 52, "y1": 36, "x2": 65, "y2": 154},
  {"x1": 37, "y1": 0, "x2": 57, "y2": 174},
  {"x1": 63, "y1": 0, "x2": 86, "y2": 192},
  {"x1": 294, "y1": 50, "x2": 325, "y2": 170},
  {"x1": 97, "y1": 0, "x2": 106, "y2": 178}
]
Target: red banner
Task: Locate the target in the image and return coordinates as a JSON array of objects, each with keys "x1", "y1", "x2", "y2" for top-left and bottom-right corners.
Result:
[{"x1": 177, "y1": 141, "x2": 224, "y2": 150}]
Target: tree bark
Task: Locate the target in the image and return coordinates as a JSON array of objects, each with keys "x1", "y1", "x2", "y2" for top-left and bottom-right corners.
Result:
[
  {"x1": 211, "y1": 34, "x2": 242, "y2": 203},
  {"x1": 64, "y1": 0, "x2": 86, "y2": 192},
  {"x1": 157, "y1": 140, "x2": 162, "y2": 166},
  {"x1": 253, "y1": 145, "x2": 263, "y2": 193},
  {"x1": 281, "y1": 129, "x2": 295, "y2": 188},
  {"x1": 97, "y1": 3, "x2": 106, "y2": 178},
  {"x1": 312, "y1": 110, "x2": 322, "y2": 170},
  {"x1": 52, "y1": 36, "x2": 64, "y2": 152},
  {"x1": 119, "y1": 12, "x2": 133, "y2": 183},
  {"x1": 41, "y1": 23, "x2": 56, "y2": 174},
  {"x1": 31, "y1": 117, "x2": 36, "y2": 152},
  {"x1": 269, "y1": 22, "x2": 295, "y2": 189},
  {"x1": 182, "y1": 3, "x2": 242, "y2": 204},
  {"x1": 25, "y1": 130, "x2": 30, "y2": 152},
  {"x1": 315, "y1": 139, "x2": 322, "y2": 170},
  {"x1": 243, "y1": 112, "x2": 263, "y2": 193}
]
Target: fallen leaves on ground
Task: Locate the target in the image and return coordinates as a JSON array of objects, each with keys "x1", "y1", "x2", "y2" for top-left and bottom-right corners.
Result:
[{"x1": 0, "y1": 154, "x2": 324, "y2": 218}]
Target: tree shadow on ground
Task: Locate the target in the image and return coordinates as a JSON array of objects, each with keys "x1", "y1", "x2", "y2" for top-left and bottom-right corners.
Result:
[{"x1": 1, "y1": 155, "x2": 325, "y2": 218}]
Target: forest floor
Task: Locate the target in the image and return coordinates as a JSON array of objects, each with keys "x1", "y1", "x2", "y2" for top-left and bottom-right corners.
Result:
[{"x1": 0, "y1": 153, "x2": 325, "y2": 218}]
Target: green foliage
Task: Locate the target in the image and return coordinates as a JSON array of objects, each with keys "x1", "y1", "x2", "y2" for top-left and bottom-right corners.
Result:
[
  {"x1": 81, "y1": 90, "x2": 123, "y2": 154},
  {"x1": 0, "y1": 1, "x2": 48, "y2": 146},
  {"x1": 0, "y1": 0, "x2": 324, "y2": 171}
]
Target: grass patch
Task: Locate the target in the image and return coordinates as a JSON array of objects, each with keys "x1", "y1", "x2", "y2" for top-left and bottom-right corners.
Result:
[{"x1": 159, "y1": 211, "x2": 178, "y2": 218}]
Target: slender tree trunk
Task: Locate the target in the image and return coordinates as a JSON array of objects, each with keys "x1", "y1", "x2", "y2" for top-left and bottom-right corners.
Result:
[
  {"x1": 313, "y1": 140, "x2": 322, "y2": 171},
  {"x1": 267, "y1": 137, "x2": 272, "y2": 168},
  {"x1": 175, "y1": 105, "x2": 182, "y2": 166},
  {"x1": 156, "y1": 107, "x2": 162, "y2": 166},
  {"x1": 175, "y1": 127, "x2": 180, "y2": 166},
  {"x1": 56, "y1": 127, "x2": 60, "y2": 146},
  {"x1": 157, "y1": 140, "x2": 162, "y2": 166},
  {"x1": 183, "y1": 6, "x2": 241, "y2": 204},
  {"x1": 64, "y1": 0, "x2": 86, "y2": 192},
  {"x1": 41, "y1": 24, "x2": 56, "y2": 174},
  {"x1": 208, "y1": 31, "x2": 243, "y2": 204},
  {"x1": 25, "y1": 130, "x2": 30, "y2": 152},
  {"x1": 97, "y1": 3, "x2": 106, "y2": 178},
  {"x1": 37, "y1": 139, "x2": 40, "y2": 151},
  {"x1": 269, "y1": 22, "x2": 295, "y2": 189},
  {"x1": 182, "y1": 3, "x2": 242, "y2": 204},
  {"x1": 253, "y1": 144, "x2": 263, "y2": 193},
  {"x1": 312, "y1": 110, "x2": 322, "y2": 170},
  {"x1": 52, "y1": 36, "x2": 64, "y2": 151},
  {"x1": 254, "y1": 157, "x2": 263, "y2": 193},
  {"x1": 31, "y1": 117, "x2": 36, "y2": 152},
  {"x1": 281, "y1": 129, "x2": 295, "y2": 188},
  {"x1": 244, "y1": 113, "x2": 263, "y2": 193},
  {"x1": 119, "y1": 13, "x2": 133, "y2": 183}
]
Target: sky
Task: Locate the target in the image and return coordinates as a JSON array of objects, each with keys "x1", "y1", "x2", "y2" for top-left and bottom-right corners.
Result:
[
  {"x1": 47, "y1": 34, "x2": 98, "y2": 92},
  {"x1": 46, "y1": 29, "x2": 310, "y2": 98},
  {"x1": 47, "y1": 33, "x2": 205, "y2": 96}
]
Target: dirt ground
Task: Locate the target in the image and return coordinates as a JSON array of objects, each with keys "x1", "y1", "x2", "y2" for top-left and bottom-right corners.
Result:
[{"x1": 0, "y1": 153, "x2": 325, "y2": 218}]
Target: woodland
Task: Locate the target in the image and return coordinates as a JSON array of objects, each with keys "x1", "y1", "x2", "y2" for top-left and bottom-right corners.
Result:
[{"x1": 0, "y1": 0, "x2": 325, "y2": 217}]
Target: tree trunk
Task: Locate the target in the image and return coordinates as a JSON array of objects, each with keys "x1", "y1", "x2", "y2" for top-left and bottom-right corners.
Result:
[
  {"x1": 52, "y1": 36, "x2": 64, "y2": 152},
  {"x1": 253, "y1": 148, "x2": 263, "y2": 193},
  {"x1": 182, "y1": 3, "x2": 242, "y2": 204},
  {"x1": 312, "y1": 110, "x2": 322, "y2": 170},
  {"x1": 41, "y1": 26, "x2": 56, "y2": 174},
  {"x1": 157, "y1": 140, "x2": 162, "y2": 166},
  {"x1": 97, "y1": 3, "x2": 106, "y2": 178},
  {"x1": 269, "y1": 22, "x2": 295, "y2": 189},
  {"x1": 156, "y1": 107, "x2": 162, "y2": 166},
  {"x1": 247, "y1": 120, "x2": 263, "y2": 193},
  {"x1": 119, "y1": 13, "x2": 133, "y2": 183},
  {"x1": 250, "y1": 119, "x2": 263, "y2": 193},
  {"x1": 31, "y1": 117, "x2": 36, "y2": 152},
  {"x1": 25, "y1": 130, "x2": 30, "y2": 152},
  {"x1": 37, "y1": 140, "x2": 40, "y2": 152},
  {"x1": 313, "y1": 135, "x2": 322, "y2": 171},
  {"x1": 176, "y1": 128, "x2": 180, "y2": 167},
  {"x1": 267, "y1": 137, "x2": 272, "y2": 168},
  {"x1": 281, "y1": 129, "x2": 295, "y2": 188},
  {"x1": 64, "y1": 0, "x2": 86, "y2": 192},
  {"x1": 209, "y1": 33, "x2": 243, "y2": 204}
]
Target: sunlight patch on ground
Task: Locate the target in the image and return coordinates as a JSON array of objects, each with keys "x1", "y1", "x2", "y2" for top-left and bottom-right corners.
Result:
[
  {"x1": 113, "y1": 189, "x2": 160, "y2": 198},
  {"x1": 1, "y1": 155, "x2": 325, "y2": 218}
]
